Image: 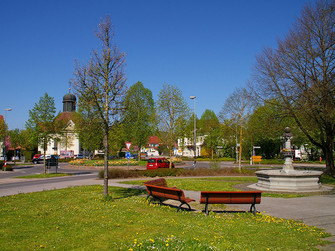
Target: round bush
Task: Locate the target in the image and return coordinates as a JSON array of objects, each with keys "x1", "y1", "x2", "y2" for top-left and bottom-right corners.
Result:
[{"x1": 2, "y1": 164, "x2": 13, "y2": 171}]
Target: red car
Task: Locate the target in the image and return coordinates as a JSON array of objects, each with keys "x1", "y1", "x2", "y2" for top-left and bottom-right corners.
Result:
[
  {"x1": 146, "y1": 158, "x2": 175, "y2": 169},
  {"x1": 32, "y1": 154, "x2": 41, "y2": 162}
]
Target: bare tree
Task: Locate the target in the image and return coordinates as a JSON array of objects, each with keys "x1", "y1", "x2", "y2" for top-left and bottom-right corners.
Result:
[
  {"x1": 252, "y1": 0, "x2": 335, "y2": 175},
  {"x1": 219, "y1": 88, "x2": 254, "y2": 171},
  {"x1": 71, "y1": 16, "x2": 127, "y2": 196}
]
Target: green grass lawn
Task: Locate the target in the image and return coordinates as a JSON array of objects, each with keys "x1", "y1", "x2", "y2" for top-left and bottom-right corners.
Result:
[
  {"x1": 123, "y1": 177, "x2": 257, "y2": 190},
  {"x1": 121, "y1": 177, "x2": 312, "y2": 198},
  {"x1": 0, "y1": 186, "x2": 330, "y2": 250}
]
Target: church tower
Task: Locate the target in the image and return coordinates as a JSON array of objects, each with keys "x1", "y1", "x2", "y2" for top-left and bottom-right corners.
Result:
[{"x1": 62, "y1": 91, "x2": 76, "y2": 112}]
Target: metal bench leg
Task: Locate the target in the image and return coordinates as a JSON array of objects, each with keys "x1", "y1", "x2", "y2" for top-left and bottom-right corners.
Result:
[
  {"x1": 205, "y1": 203, "x2": 209, "y2": 215},
  {"x1": 177, "y1": 202, "x2": 191, "y2": 212},
  {"x1": 250, "y1": 204, "x2": 256, "y2": 215},
  {"x1": 148, "y1": 197, "x2": 162, "y2": 206}
]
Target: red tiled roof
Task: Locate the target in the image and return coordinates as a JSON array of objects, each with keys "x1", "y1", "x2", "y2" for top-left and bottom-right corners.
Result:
[
  {"x1": 148, "y1": 136, "x2": 161, "y2": 145},
  {"x1": 56, "y1": 112, "x2": 75, "y2": 122}
]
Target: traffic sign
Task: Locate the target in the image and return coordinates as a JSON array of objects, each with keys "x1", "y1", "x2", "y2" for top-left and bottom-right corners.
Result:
[
  {"x1": 125, "y1": 142, "x2": 132, "y2": 151},
  {"x1": 126, "y1": 151, "x2": 131, "y2": 159},
  {"x1": 252, "y1": 156, "x2": 262, "y2": 162}
]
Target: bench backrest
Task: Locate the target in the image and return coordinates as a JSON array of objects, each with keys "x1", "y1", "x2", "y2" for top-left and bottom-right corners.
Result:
[
  {"x1": 200, "y1": 191, "x2": 262, "y2": 204},
  {"x1": 144, "y1": 178, "x2": 168, "y2": 187},
  {"x1": 145, "y1": 184, "x2": 186, "y2": 202}
]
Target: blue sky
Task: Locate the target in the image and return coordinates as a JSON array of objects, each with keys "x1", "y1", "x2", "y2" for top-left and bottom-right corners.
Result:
[{"x1": 0, "y1": 0, "x2": 311, "y2": 130}]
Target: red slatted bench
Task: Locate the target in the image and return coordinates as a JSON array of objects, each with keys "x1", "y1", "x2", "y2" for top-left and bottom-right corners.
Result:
[
  {"x1": 144, "y1": 178, "x2": 195, "y2": 212},
  {"x1": 144, "y1": 178, "x2": 168, "y2": 187},
  {"x1": 200, "y1": 191, "x2": 262, "y2": 215}
]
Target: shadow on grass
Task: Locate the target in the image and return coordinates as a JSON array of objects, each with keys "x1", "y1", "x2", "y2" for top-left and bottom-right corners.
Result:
[
  {"x1": 112, "y1": 187, "x2": 146, "y2": 200},
  {"x1": 203, "y1": 210, "x2": 255, "y2": 215}
]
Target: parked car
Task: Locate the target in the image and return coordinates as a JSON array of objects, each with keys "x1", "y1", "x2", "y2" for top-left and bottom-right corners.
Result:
[
  {"x1": 32, "y1": 154, "x2": 41, "y2": 162},
  {"x1": 74, "y1": 154, "x2": 84, "y2": 159},
  {"x1": 146, "y1": 158, "x2": 175, "y2": 169},
  {"x1": 33, "y1": 155, "x2": 58, "y2": 164}
]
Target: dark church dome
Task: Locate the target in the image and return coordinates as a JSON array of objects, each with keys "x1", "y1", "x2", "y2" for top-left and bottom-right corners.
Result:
[
  {"x1": 63, "y1": 93, "x2": 77, "y2": 102},
  {"x1": 63, "y1": 92, "x2": 76, "y2": 112}
]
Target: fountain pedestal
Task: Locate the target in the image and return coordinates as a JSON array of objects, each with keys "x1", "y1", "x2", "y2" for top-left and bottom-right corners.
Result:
[
  {"x1": 255, "y1": 169, "x2": 323, "y2": 191},
  {"x1": 252, "y1": 127, "x2": 326, "y2": 192}
]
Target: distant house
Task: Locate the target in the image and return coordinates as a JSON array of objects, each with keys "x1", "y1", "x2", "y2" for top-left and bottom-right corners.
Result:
[
  {"x1": 174, "y1": 136, "x2": 206, "y2": 157},
  {"x1": 142, "y1": 136, "x2": 161, "y2": 157}
]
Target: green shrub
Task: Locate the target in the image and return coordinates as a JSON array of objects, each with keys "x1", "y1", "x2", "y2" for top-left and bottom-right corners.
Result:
[
  {"x1": 98, "y1": 166, "x2": 254, "y2": 179},
  {"x1": 209, "y1": 159, "x2": 220, "y2": 169},
  {"x1": 2, "y1": 164, "x2": 13, "y2": 171},
  {"x1": 98, "y1": 169, "x2": 143, "y2": 179},
  {"x1": 58, "y1": 158, "x2": 72, "y2": 163},
  {"x1": 22, "y1": 150, "x2": 34, "y2": 162},
  {"x1": 140, "y1": 168, "x2": 180, "y2": 177}
]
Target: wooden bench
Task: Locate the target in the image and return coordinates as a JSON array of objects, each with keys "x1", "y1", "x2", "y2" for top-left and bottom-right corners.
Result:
[
  {"x1": 144, "y1": 179, "x2": 195, "y2": 212},
  {"x1": 144, "y1": 178, "x2": 168, "y2": 187},
  {"x1": 200, "y1": 191, "x2": 262, "y2": 215},
  {"x1": 143, "y1": 178, "x2": 168, "y2": 201}
]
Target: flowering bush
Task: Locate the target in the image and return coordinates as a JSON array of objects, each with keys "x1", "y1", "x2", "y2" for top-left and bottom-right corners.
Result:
[{"x1": 69, "y1": 159, "x2": 139, "y2": 166}]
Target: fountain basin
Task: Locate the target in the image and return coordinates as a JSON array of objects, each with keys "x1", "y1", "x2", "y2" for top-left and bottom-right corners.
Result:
[{"x1": 253, "y1": 169, "x2": 324, "y2": 192}]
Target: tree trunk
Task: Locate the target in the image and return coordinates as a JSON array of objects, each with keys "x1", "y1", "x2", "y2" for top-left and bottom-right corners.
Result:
[
  {"x1": 169, "y1": 149, "x2": 172, "y2": 169},
  {"x1": 323, "y1": 141, "x2": 335, "y2": 177},
  {"x1": 238, "y1": 115, "x2": 243, "y2": 172},
  {"x1": 43, "y1": 140, "x2": 46, "y2": 175},
  {"x1": 103, "y1": 133, "x2": 109, "y2": 196}
]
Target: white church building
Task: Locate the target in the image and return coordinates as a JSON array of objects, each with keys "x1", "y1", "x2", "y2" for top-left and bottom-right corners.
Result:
[{"x1": 38, "y1": 92, "x2": 81, "y2": 158}]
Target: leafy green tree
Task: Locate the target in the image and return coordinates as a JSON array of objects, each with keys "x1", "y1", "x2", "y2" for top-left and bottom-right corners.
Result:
[
  {"x1": 180, "y1": 114, "x2": 199, "y2": 156},
  {"x1": 198, "y1": 109, "x2": 221, "y2": 159},
  {"x1": 0, "y1": 115, "x2": 8, "y2": 159},
  {"x1": 26, "y1": 93, "x2": 61, "y2": 174},
  {"x1": 252, "y1": 1, "x2": 335, "y2": 175},
  {"x1": 157, "y1": 84, "x2": 190, "y2": 167},
  {"x1": 109, "y1": 122, "x2": 126, "y2": 156},
  {"x1": 71, "y1": 16, "x2": 127, "y2": 196},
  {"x1": 219, "y1": 118, "x2": 238, "y2": 159},
  {"x1": 8, "y1": 128, "x2": 21, "y2": 164},
  {"x1": 20, "y1": 129, "x2": 38, "y2": 151},
  {"x1": 73, "y1": 99, "x2": 104, "y2": 158},
  {"x1": 122, "y1": 81, "x2": 155, "y2": 159}
]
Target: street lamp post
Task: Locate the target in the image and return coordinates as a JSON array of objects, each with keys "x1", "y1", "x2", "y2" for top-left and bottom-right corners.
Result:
[
  {"x1": 3, "y1": 108, "x2": 12, "y2": 171},
  {"x1": 190, "y1": 96, "x2": 196, "y2": 168}
]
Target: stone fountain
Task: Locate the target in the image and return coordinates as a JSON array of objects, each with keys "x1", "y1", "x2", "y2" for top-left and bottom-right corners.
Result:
[{"x1": 251, "y1": 127, "x2": 325, "y2": 192}]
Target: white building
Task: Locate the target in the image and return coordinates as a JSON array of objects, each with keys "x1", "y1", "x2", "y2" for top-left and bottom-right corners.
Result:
[
  {"x1": 38, "y1": 93, "x2": 81, "y2": 158},
  {"x1": 174, "y1": 135, "x2": 206, "y2": 157}
]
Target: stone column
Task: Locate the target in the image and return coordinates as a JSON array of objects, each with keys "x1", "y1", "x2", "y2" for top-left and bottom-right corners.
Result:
[{"x1": 282, "y1": 127, "x2": 294, "y2": 173}]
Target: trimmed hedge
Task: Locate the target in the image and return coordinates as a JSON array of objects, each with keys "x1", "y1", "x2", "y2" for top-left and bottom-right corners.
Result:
[
  {"x1": 98, "y1": 167, "x2": 254, "y2": 179},
  {"x1": 0, "y1": 161, "x2": 13, "y2": 171}
]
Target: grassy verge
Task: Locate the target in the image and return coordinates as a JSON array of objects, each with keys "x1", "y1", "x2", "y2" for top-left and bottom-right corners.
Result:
[
  {"x1": 98, "y1": 167, "x2": 254, "y2": 179},
  {"x1": 121, "y1": 177, "x2": 311, "y2": 198},
  {"x1": 14, "y1": 173, "x2": 73, "y2": 179},
  {"x1": 0, "y1": 186, "x2": 330, "y2": 250}
]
